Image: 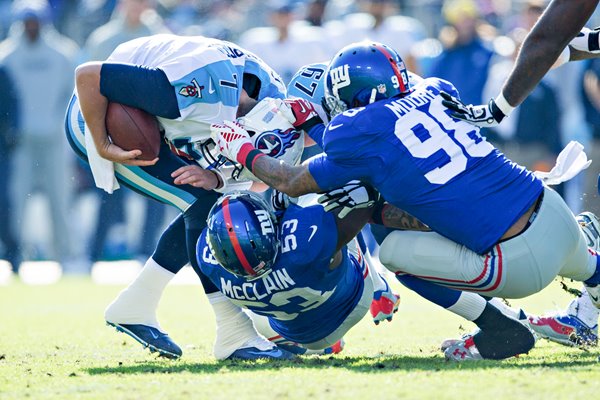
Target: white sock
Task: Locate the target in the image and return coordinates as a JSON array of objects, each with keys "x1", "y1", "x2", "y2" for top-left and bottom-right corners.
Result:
[
  {"x1": 207, "y1": 292, "x2": 273, "y2": 360},
  {"x1": 488, "y1": 297, "x2": 525, "y2": 320},
  {"x1": 364, "y1": 248, "x2": 388, "y2": 293},
  {"x1": 567, "y1": 287, "x2": 600, "y2": 327},
  {"x1": 104, "y1": 258, "x2": 174, "y2": 331},
  {"x1": 447, "y1": 292, "x2": 487, "y2": 321}
]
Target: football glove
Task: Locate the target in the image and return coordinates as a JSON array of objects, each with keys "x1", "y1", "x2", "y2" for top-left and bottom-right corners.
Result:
[
  {"x1": 210, "y1": 120, "x2": 254, "y2": 164},
  {"x1": 440, "y1": 91, "x2": 507, "y2": 128},
  {"x1": 271, "y1": 190, "x2": 297, "y2": 219},
  {"x1": 318, "y1": 180, "x2": 378, "y2": 219},
  {"x1": 284, "y1": 98, "x2": 323, "y2": 132},
  {"x1": 570, "y1": 27, "x2": 600, "y2": 54}
]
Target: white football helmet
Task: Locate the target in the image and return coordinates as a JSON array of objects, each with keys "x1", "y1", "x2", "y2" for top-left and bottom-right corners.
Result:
[{"x1": 236, "y1": 97, "x2": 304, "y2": 182}]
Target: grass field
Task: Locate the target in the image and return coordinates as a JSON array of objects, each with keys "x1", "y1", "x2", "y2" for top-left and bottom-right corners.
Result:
[{"x1": 0, "y1": 277, "x2": 599, "y2": 400}]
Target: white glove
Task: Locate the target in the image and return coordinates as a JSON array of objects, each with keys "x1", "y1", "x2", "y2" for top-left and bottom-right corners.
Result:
[
  {"x1": 570, "y1": 27, "x2": 600, "y2": 54},
  {"x1": 210, "y1": 120, "x2": 254, "y2": 164},
  {"x1": 318, "y1": 180, "x2": 377, "y2": 219},
  {"x1": 440, "y1": 92, "x2": 508, "y2": 128}
]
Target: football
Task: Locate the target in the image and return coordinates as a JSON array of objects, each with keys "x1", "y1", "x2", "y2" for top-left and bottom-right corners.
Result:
[{"x1": 105, "y1": 102, "x2": 161, "y2": 161}]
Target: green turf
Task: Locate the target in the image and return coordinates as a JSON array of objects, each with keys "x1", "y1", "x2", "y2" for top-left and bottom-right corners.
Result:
[{"x1": 0, "y1": 278, "x2": 598, "y2": 400}]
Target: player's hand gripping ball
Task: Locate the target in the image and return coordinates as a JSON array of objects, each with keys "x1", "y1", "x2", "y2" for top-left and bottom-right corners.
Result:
[{"x1": 105, "y1": 102, "x2": 161, "y2": 161}]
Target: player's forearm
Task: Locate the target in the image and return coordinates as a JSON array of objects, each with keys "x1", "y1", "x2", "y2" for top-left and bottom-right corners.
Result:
[
  {"x1": 251, "y1": 156, "x2": 321, "y2": 197},
  {"x1": 75, "y1": 62, "x2": 110, "y2": 153},
  {"x1": 376, "y1": 203, "x2": 430, "y2": 231},
  {"x1": 502, "y1": 0, "x2": 599, "y2": 107}
]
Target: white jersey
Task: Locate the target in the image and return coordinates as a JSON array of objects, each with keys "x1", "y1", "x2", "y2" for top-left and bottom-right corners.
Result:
[{"x1": 108, "y1": 34, "x2": 287, "y2": 144}]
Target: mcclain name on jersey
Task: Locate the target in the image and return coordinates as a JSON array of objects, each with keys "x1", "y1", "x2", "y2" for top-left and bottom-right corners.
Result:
[{"x1": 219, "y1": 268, "x2": 296, "y2": 301}]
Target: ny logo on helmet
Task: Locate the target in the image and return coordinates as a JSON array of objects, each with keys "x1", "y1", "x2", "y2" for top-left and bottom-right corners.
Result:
[
  {"x1": 329, "y1": 64, "x2": 350, "y2": 97},
  {"x1": 255, "y1": 210, "x2": 274, "y2": 235}
]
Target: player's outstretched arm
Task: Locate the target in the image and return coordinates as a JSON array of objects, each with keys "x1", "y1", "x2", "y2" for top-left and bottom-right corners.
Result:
[
  {"x1": 211, "y1": 120, "x2": 322, "y2": 197},
  {"x1": 443, "y1": 0, "x2": 600, "y2": 127},
  {"x1": 503, "y1": 0, "x2": 600, "y2": 108},
  {"x1": 75, "y1": 62, "x2": 157, "y2": 166}
]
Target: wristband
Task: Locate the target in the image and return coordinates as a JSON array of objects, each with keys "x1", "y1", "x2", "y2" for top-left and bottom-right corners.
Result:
[
  {"x1": 298, "y1": 116, "x2": 323, "y2": 133},
  {"x1": 236, "y1": 142, "x2": 266, "y2": 171},
  {"x1": 494, "y1": 92, "x2": 516, "y2": 117},
  {"x1": 369, "y1": 198, "x2": 387, "y2": 226},
  {"x1": 209, "y1": 169, "x2": 224, "y2": 190}
]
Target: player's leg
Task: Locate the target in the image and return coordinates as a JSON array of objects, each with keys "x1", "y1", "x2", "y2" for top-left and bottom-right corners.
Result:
[
  {"x1": 529, "y1": 211, "x2": 600, "y2": 346},
  {"x1": 355, "y1": 231, "x2": 400, "y2": 324},
  {"x1": 301, "y1": 251, "x2": 374, "y2": 350},
  {"x1": 104, "y1": 214, "x2": 187, "y2": 359},
  {"x1": 245, "y1": 310, "x2": 343, "y2": 356},
  {"x1": 205, "y1": 292, "x2": 294, "y2": 361},
  {"x1": 396, "y1": 274, "x2": 534, "y2": 360},
  {"x1": 66, "y1": 95, "x2": 279, "y2": 360},
  {"x1": 379, "y1": 188, "x2": 593, "y2": 299}
]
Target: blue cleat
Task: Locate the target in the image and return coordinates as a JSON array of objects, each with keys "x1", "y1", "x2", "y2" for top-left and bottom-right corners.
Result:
[
  {"x1": 106, "y1": 321, "x2": 182, "y2": 359},
  {"x1": 227, "y1": 346, "x2": 296, "y2": 361}
]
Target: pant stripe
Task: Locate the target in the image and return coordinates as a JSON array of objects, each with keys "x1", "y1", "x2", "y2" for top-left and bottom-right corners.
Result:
[{"x1": 397, "y1": 245, "x2": 504, "y2": 292}]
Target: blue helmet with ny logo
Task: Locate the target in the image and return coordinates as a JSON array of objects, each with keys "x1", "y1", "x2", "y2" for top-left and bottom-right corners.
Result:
[
  {"x1": 324, "y1": 41, "x2": 412, "y2": 117},
  {"x1": 205, "y1": 191, "x2": 279, "y2": 279}
]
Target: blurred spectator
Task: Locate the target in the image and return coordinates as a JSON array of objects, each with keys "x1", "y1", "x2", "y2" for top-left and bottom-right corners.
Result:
[
  {"x1": 85, "y1": 0, "x2": 168, "y2": 60},
  {"x1": 0, "y1": 65, "x2": 21, "y2": 272},
  {"x1": 83, "y1": 0, "x2": 169, "y2": 263},
  {"x1": 305, "y1": 0, "x2": 327, "y2": 26},
  {"x1": 428, "y1": 0, "x2": 495, "y2": 105},
  {"x1": 324, "y1": 0, "x2": 426, "y2": 73},
  {"x1": 580, "y1": 58, "x2": 600, "y2": 217},
  {"x1": 239, "y1": 0, "x2": 332, "y2": 84},
  {"x1": 483, "y1": 29, "x2": 562, "y2": 174},
  {"x1": 0, "y1": 0, "x2": 78, "y2": 267}
]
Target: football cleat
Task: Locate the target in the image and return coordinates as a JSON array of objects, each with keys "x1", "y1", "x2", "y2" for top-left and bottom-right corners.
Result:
[
  {"x1": 443, "y1": 336, "x2": 483, "y2": 361},
  {"x1": 578, "y1": 212, "x2": 600, "y2": 308},
  {"x1": 370, "y1": 279, "x2": 400, "y2": 325},
  {"x1": 440, "y1": 330, "x2": 480, "y2": 352},
  {"x1": 106, "y1": 321, "x2": 182, "y2": 359},
  {"x1": 275, "y1": 339, "x2": 345, "y2": 356},
  {"x1": 577, "y1": 212, "x2": 600, "y2": 251},
  {"x1": 529, "y1": 313, "x2": 598, "y2": 347},
  {"x1": 227, "y1": 346, "x2": 296, "y2": 361}
]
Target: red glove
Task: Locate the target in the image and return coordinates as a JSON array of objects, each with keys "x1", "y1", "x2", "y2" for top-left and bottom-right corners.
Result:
[{"x1": 284, "y1": 98, "x2": 323, "y2": 131}]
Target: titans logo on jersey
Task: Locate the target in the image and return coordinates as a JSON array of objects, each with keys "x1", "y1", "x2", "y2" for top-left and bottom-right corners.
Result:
[
  {"x1": 308, "y1": 77, "x2": 543, "y2": 254},
  {"x1": 108, "y1": 34, "x2": 286, "y2": 145},
  {"x1": 198, "y1": 204, "x2": 365, "y2": 344}
]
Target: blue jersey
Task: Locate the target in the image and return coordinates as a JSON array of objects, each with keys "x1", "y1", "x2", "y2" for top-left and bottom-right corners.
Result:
[
  {"x1": 197, "y1": 204, "x2": 365, "y2": 344},
  {"x1": 308, "y1": 78, "x2": 543, "y2": 254}
]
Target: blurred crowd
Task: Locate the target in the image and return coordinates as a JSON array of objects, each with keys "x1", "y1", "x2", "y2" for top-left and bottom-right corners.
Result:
[{"x1": 1, "y1": 0, "x2": 600, "y2": 273}]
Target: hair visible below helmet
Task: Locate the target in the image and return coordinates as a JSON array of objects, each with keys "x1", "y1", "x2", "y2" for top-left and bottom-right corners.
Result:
[
  {"x1": 236, "y1": 97, "x2": 304, "y2": 181},
  {"x1": 206, "y1": 191, "x2": 279, "y2": 279},
  {"x1": 324, "y1": 41, "x2": 412, "y2": 117}
]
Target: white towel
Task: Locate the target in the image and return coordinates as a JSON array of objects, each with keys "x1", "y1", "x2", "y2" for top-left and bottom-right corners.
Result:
[
  {"x1": 84, "y1": 129, "x2": 120, "y2": 194},
  {"x1": 533, "y1": 141, "x2": 591, "y2": 185}
]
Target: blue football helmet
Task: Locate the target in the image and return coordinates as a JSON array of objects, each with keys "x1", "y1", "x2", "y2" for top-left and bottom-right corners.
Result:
[
  {"x1": 324, "y1": 41, "x2": 412, "y2": 117},
  {"x1": 205, "y1": 191, "x2": 279, "y2": 279}
]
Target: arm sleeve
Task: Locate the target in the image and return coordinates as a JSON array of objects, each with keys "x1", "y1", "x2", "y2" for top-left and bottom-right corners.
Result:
[
  {"x1": 306, "y1": 123, "x2": 325, "y2": 148},
  {"x1": 99, "y1": 63, "x2": 181, "y2": 119}
]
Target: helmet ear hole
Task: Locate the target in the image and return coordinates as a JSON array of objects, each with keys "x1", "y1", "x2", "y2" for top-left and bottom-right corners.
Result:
[{"x1": 205, "y1": 191, "x2": 279, "y2": 279}]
